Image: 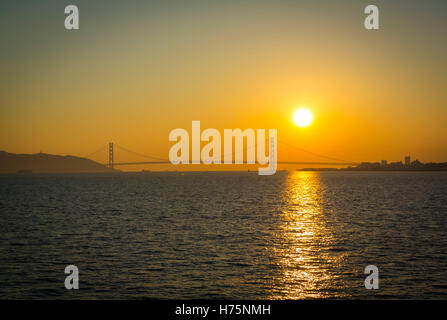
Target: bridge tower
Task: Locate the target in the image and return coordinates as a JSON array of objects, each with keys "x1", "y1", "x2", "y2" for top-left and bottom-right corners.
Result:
[{"x1": 108, "y1": 142, "x2": 114, "y2": 168}]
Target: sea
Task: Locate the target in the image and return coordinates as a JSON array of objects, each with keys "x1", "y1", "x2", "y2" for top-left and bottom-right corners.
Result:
[{"x1": 0, "y1": 171, "x2": 446, "y2": 299}]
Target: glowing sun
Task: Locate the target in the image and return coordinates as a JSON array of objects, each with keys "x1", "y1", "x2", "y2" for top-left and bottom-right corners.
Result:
[{"x1": 293, "y1": 108, "x2": 313, "y2": 127}]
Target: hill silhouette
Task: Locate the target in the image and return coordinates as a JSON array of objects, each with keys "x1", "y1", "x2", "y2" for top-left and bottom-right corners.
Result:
[{"x1": 0, "y1": 151, "x2": 118, "y2": 173}]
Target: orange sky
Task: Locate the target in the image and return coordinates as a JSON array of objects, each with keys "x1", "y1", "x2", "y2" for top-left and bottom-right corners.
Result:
[{"x1": 1, "y1": 1, "x2": 446, "y2": 170}]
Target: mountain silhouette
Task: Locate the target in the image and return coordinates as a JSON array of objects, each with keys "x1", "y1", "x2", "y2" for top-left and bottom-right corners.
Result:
[{"x1": 0, "y1": 151, "x2": 117, "y2": 173}]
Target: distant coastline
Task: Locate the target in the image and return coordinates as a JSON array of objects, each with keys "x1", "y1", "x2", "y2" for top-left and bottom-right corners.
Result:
[
  {"x1": 301, "y1": 156, "x2": 447, "y2": 172},
  {"x1": 2, "y1": 150, "x2": 447, "y2": 173},
  {"x1": 0, "y1": 150, "x2": 117, "y2": 174}
]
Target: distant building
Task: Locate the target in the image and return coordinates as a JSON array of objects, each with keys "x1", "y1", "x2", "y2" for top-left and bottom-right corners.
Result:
[
  {"x1": 405, "y1": 155, "x2": 411, "y2": 166},
  {"x1": 381, "y1": 160, "x2": 387, "y2": 166},
  {"x1": 411, "y1": 160, "x2": 423, "y2": 168},
  {"x1": 390, "y1": 161, "x2": 404, "y2": 169}
]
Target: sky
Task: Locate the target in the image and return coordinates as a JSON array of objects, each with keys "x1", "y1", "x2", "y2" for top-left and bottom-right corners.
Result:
[{"x1": 1, "y1": 0, "x2": 446, "y2": 170}]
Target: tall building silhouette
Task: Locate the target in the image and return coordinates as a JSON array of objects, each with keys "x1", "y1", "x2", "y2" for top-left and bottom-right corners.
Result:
[{"x1": 405, "y1": 155, "x2": 411, "y2": 166}]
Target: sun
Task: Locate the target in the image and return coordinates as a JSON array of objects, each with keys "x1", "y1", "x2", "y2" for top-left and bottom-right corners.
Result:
[{"x1": 293, "y1": 108, "x2": 313, "y2": 127}]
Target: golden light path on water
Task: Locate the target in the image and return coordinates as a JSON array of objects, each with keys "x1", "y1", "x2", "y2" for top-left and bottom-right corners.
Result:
[{"x1": 269, "y1": 171, "x2": 347, "y2": 299}]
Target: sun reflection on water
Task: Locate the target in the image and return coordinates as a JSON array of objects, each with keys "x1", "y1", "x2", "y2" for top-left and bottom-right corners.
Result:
[{"x1": 269, "y1": 171, "x2": 345, "y2": 299}]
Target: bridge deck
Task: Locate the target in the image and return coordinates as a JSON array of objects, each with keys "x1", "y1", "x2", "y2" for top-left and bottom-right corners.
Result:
[{"x1": 106, "y1": 161, "x2": 359, "y2": 166}]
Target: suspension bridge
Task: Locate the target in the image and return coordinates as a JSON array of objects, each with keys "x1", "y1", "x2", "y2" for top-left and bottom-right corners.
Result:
[{"x1": 84, "y1": 141, "x2": 359, "y2": 169}]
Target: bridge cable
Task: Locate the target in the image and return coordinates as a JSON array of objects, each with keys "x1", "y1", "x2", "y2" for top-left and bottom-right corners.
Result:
[
  {"x1": 277, "y1": 139, "x2": 357, "y2": 164},
  {"x1": 114, "y1": 143, "x2": 169, "y2": 162},
  {"x1": 83, "y1": 145, "x2": 107, "y2": 159}
]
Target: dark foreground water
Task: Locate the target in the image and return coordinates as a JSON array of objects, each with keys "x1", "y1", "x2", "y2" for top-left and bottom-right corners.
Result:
[{"x1": 0, "y1": 171, "x2": 446, "y2": 299}]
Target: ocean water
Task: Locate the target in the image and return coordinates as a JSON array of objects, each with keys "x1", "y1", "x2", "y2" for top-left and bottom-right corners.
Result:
[{"x1": 0, "y1": 171, "x2": 446, "y2": 299}]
